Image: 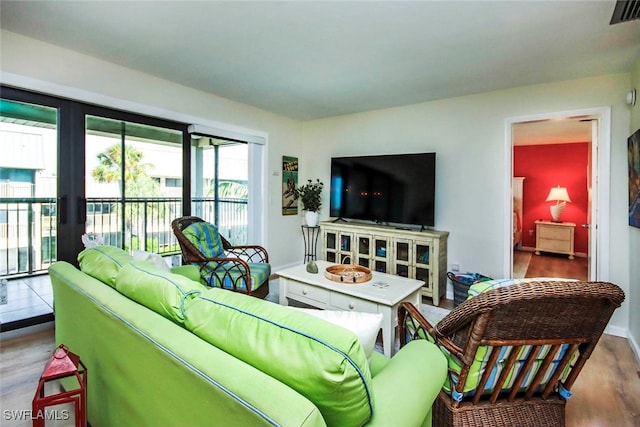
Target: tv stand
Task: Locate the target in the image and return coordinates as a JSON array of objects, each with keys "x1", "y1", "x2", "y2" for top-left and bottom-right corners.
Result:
[{"x1": 319, "y1": 221, "x2": 448, "y2": 306}]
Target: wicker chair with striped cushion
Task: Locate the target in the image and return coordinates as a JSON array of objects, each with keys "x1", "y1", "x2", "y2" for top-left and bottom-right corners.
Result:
[
  {"x1": 171, "y1": 216, "x2": 270, "y2": 299},
  {"x1": 398, "y1": 279, "x2": 625, "y2": 427}
]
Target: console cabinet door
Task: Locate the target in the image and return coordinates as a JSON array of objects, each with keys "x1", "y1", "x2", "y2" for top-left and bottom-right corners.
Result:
[
  {"x1": 323, "y1": 229, "x2": 339, "y2": 263},
  {"x1": 393, "y1": 238, "x2": 412, "y2": 278},
  {"x1": 372, "y1": 236, "x2": 390, "y2": 273},
  {"x1": 338, "y1": 232, "x2": 354, "y2": 264},
  {"x1": 322, "y1": 227, "x2": 355, "y2": 264},
  {"x1": 413, "y1": 241, "x2": 433, "y2": 293},
  {"x1": 356, "y1": 234, "x2": 373, "y2": 269}
]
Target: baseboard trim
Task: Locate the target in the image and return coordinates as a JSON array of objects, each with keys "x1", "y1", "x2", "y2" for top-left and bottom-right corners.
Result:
[
  {"x1": 0, "y1": 313, "x2": 54, "y2": 334},
  {"x1": 0, "y1": 320, "x2": 55, "y2": 341},
  {"x1": 272, "y1": 262, "x2": 301, "y2": 275},
  {"x1": 627, "y1": 329, "x2": 640, "y2": 366},
  {"x1": 604, "y1": 324, "x2": 627, "y2": 338}
]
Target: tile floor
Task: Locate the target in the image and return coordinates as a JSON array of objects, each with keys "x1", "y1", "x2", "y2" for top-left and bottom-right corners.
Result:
[{"x1": 0, "y1": 275, "x2": 54, "y2": 332}]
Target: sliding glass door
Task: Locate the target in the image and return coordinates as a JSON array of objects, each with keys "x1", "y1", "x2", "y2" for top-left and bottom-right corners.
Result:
[
  {"x1": 84, "y1": 114, "x2": 185, "y2": 254},
  {"x1": 0, "y1": 91, "x2": 69, "y2": 276},
  {"x1": 0, "y1": 86, "x2": 264, "y2": 277},
  {"x1": 191, "y1": 136, "x2": 250, "y2": 245},
  {"x1": 0, "y1": 87, "x2": 189, "y2": 273}
]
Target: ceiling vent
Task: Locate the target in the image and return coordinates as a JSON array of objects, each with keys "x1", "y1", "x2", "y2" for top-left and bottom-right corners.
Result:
[{"x1": 610, "y1": 0, "x2": 640, "y2": 24}]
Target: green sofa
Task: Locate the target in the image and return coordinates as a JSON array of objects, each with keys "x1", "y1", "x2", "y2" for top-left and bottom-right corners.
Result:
[{"x1": 49, "y1": 247, "x2": 446, "y2": 427}]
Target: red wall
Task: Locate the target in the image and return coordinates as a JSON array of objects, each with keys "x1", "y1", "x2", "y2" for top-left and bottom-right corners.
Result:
[{"x1": 514, "y1": 143, "x2": 590, "y2": 254}]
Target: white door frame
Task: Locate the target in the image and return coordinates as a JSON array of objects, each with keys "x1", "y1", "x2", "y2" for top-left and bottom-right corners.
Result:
[{"x1": 503, "y1": 106, "x2": 611, "y2": 280}]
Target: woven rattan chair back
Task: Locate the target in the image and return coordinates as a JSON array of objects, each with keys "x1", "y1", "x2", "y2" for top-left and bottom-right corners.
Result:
[
  {"x1": 399, "y1": 280, "x2": 625, "y2": 427},
  {"x1": 171, "y1": 216, "x2": 270, "y2": 299}
]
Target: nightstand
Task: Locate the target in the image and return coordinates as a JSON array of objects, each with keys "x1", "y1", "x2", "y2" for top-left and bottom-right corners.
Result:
[{"x1": 534, "y1": 220, "x2": 575, "y2": 259}]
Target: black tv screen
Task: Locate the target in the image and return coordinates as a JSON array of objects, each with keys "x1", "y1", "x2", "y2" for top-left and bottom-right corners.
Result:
[{"x1": 329, "y1": 152, "x2": 436, "y2": 227}]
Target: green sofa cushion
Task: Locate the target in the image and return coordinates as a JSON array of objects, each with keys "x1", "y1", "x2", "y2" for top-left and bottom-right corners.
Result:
[
  {"x1": 78, "y1": 246, "x2": 134, "y2": 287},
  {"x1": 288, "y1": 307, "x2": 383, "y2": 363},
  {"x1": 115, "y1": 260, "x2": 206, "y2": 324},
  {"x1": 183, "y1": 287, "x2": 373, "y2": 427}
]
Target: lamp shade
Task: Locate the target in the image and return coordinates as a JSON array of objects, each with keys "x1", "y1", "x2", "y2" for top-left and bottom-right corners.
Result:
[{"x1": 545, "y1": 186, "x2": 571, "y2": 203}]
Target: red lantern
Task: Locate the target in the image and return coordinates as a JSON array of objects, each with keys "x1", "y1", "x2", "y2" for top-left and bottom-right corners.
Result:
[{"x1": 32, "y1": 344, "x2": 87, "y2": 427}]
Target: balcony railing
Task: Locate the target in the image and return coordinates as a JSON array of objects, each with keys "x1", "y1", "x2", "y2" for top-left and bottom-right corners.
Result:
[{"x1": 0, "y1": 197, "x2": 248, "y2": 277}]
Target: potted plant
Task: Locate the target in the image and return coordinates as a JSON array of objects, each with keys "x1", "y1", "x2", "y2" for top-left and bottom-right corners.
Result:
[{"x1": 295, "y1": 179, "x2": 324, "y2": 226}]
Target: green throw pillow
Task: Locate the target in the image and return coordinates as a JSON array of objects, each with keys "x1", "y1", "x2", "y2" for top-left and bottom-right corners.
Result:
[
  {"x1": 183, "y1": 288, "x2": 374, "y2": 427},
  {"x1": 77, "y1": 246, "x2": 134, "y2": 287},
  {"x1": 115, "y1": 260, "x2": 206, "y2": 324}
]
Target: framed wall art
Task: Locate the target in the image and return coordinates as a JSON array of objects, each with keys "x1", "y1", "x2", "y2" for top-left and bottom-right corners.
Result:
[
  {"x1": 628, "y1": 128, "x2": 640, "y2": 228},
  {"x1": 282, "y1": 155, "x2": 299, "y2": 215}
]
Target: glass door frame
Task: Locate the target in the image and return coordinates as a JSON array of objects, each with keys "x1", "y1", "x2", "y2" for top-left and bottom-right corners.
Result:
[
  {"x1": 1, "y1": 86, "x2": 75, "y2": 271},
  {"x1": 1, "y1": 86, "x2": 190, "y2": 268}
]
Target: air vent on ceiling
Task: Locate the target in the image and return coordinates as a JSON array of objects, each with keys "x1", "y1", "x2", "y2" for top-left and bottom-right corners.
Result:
[{"x1": 610, "y1": 0, "x2": 640, "y2": 24}]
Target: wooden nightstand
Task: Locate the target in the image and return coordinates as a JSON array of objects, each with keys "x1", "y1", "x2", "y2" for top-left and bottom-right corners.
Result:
[{"x1": 535, "y1": 220, "x2": 575, "y2": 259}]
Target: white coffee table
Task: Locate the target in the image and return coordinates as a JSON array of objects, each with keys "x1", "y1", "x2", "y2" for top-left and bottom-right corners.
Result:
[{"x1": 276, "y1": 261, "x2": 424, "y2": 356}]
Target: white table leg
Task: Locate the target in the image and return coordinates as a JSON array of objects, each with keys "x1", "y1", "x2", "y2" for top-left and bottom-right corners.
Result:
[
  {"x1": 379, "y1": 306, "x2": 393, "y2": 357},
  {"x1": 279, "y1": 277, "x2": 289, "y2": 306}
]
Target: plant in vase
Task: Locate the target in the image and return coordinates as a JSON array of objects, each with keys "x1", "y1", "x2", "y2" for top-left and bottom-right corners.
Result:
[{"x1": 295, "y1": 179, "x2": 324, "y2": 226}]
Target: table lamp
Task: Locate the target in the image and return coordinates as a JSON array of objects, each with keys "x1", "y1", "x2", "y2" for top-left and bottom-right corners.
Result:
[{"x1": 546, "y1": 185, "x2": 571, "y2": 222}]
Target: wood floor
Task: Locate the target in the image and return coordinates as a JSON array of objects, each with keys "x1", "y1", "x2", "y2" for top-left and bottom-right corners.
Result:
[
  {"x1": 1, "y1": 323, "x2": 638, "y2": 426},
  {"x1": 526, "y1": 252, "x2": 589, "y2": 280},
  {"x1": 515, "y1": 250, "x2": 589, "y2": 281}
]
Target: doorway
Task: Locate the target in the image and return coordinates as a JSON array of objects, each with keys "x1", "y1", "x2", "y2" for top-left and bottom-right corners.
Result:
[{"x1": 504, "y1": 107, "x2": 611, "y2": 281}]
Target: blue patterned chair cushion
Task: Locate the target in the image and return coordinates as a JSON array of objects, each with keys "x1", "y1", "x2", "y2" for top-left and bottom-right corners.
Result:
[
  {"x1": 182, "y1": 222, "x2": 225, "y2": 259},
  {"x1": 202, "y1": 262, "x2": 270, "y2": 292},
  {"x1": 441, "y1": 342, "x2": 574, "y2": 398},
  {"x1": 442, "y1": 277, "x2": 579, "y2": 399}
]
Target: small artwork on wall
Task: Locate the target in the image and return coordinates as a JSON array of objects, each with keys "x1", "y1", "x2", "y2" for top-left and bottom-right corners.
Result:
[
  {"x1": 282, "y1": 155, "x2": 299, "y2": 216},
  {"x1": 628, "y1": 128, "x2": 640, "y2": 228}
]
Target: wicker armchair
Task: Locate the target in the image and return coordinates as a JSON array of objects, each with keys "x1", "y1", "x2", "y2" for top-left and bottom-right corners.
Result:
[
  {"x1": 398, "y1": 280, "x2": 625, "y2": 427},
  {"x1": 171, "y1": 216, "x2": 270, "y2": 299}
]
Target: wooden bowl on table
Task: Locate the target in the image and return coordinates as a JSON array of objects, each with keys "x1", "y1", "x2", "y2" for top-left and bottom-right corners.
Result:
[{"x1": 324, "y1": 264, "x2": 372, "y2": 284}]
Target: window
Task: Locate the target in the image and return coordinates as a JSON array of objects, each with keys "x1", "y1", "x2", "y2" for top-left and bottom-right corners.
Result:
[{"x1": 1, "y1": 86, "x2": 267, "y2": 274}]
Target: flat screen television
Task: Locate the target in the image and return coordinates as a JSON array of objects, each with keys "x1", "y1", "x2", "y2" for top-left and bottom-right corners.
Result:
[{"x1": 329, "y1": 152, "x2": 436, "y2": 227}]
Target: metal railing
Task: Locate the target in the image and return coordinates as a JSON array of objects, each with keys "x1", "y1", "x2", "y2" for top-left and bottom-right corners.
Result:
[
  {"x1": 0, "y1": 197, "x2": 248, "y2": 277},
  {"x1": 0, "y1": 198, "x2": 57, "y2": 277}
]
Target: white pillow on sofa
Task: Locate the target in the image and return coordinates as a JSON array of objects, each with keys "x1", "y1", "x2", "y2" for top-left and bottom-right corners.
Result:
[
  {"x1": 288, "y1": 307, "x2": 383, "y2": 361},
  {"x1": 132, "y1": 250, "x2": 171, "y2": 273}
]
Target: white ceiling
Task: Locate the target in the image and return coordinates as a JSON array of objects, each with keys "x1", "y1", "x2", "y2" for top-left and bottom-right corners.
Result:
[
  {"x1": 513, "y1": 118, "x2": 594, "y2": 146},
  {"x1": 1, "y1": 1, "x2": 639, "y2": 131}
]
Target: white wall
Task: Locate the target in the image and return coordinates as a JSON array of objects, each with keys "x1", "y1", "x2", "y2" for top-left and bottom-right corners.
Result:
[
  {"x1": 302, "y1": 74, "x2": 632, "y2": 333},
  {"x1": 0, "y1": 30, "x2": 305, "y2": 269}
]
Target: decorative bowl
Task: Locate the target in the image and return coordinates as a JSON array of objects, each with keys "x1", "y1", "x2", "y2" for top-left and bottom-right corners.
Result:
[{"x1": 324, "y1": 264, "x2": 372, "y2": 284}]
